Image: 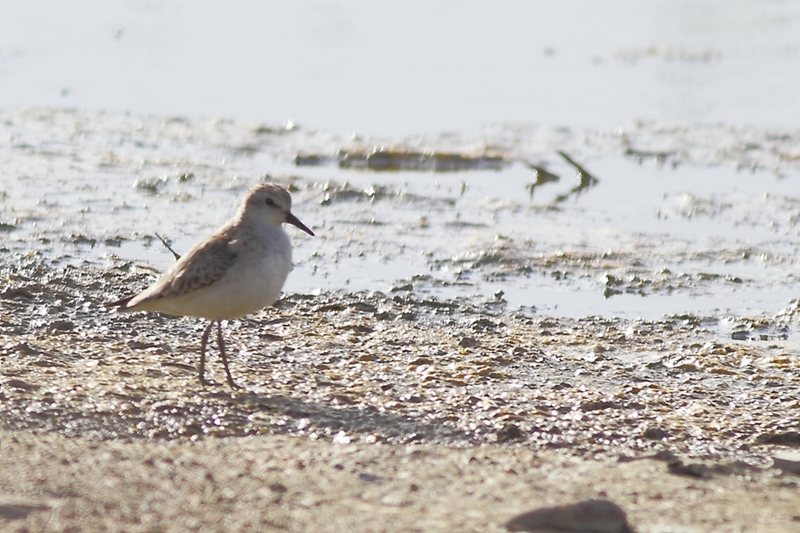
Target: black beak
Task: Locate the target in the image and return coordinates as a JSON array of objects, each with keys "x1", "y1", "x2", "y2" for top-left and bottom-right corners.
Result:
[{"x1": 285, "y1": 212, "x2": 315, "y2": 236}]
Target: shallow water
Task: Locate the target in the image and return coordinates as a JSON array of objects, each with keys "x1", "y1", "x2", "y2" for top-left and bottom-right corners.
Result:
[
  {"x1": 281, "y1": 156, "x2": 800, "y2": 318},
  {"x1": 2, "y1": 109, "x2": 799, "y2": 322},
  {"x1": 1, "y1": 2, "x2": 799, "y2": 136}
]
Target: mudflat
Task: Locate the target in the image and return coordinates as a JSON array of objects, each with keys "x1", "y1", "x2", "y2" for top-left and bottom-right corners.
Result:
[
  {"x1": 2, "y1": 109, "x2": 800, "y2": 531},
  {"x1": 2, "y1": 259, "x2": 800, "y2": 532}
]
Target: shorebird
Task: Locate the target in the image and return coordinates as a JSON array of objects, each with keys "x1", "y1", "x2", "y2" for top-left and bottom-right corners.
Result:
[{"x1": 106, "y1": 183, "x2": 314, "y2": 389}]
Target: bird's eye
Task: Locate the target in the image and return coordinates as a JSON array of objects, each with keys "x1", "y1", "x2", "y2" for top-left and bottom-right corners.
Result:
[{"x1": 265, "y1": 198, "x2": 275, "y2": 207}]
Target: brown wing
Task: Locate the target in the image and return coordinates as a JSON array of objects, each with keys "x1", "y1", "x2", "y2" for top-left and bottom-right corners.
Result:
[{"x1": 122, "y1": 227, "x2": 239, "y2": 309}]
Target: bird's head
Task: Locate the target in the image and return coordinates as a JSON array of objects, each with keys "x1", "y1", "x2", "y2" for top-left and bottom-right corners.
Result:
[{"x1": 243, "y1": 183, "x2": 314, "y2": 236}]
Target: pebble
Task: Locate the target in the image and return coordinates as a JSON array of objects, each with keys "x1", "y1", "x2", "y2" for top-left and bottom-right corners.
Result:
[
  {"x1": 772, "y1": 452, "x2": 800, "y2": 475},
  {"x1": 506, "y1": 499, "x2": 632, "y2": 533}
]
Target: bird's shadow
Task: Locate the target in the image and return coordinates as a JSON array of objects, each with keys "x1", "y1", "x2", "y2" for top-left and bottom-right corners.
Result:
[
  {"x1": 199, "y1": 387, "x2": 474, "y2": 444},
  {"x1": 0, "y1": 372, "x2": 473, "y2": 445}
]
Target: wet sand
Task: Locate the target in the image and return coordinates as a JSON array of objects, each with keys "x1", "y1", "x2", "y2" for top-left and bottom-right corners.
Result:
[
  {"x1": 2, "y1": 109, "x2": 800, "y2": 531},
  {"x1": 2, "y1": 256, "x2": 800, "y2": 531}
]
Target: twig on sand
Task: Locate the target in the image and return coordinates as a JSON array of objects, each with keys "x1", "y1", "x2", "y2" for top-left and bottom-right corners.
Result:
[{"x1": 154, "y1": 233, "x2": 181, "y2": 261}]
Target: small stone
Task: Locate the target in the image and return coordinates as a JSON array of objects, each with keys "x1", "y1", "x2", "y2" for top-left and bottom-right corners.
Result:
[
  {"x1": 496, "y1": 423, "x2": 524, "y2": 443},
  {"x1": 731, "y1": 330, "x2": 749, "y2": 340},
  {"x1": 756, "y1": 431, "x2": 800, "y2": 446},
  {"x1": 666, "y1": 459, "x2": 712, "y2": 479},
  {"x1": 349, "y1": 301, "x2": 377, "y2": 313},
  {"x1": 48, "y1": 320, "x2": 75, "y2": 331},
  {"x1": 506, "y1": 499, "x2": 632, "y2": 533},
  {"x1": 4, "y1": 379, "x2": 39, "y2": 392},
  {"x1": 3, "y1": 342, "x2": 40, "y2": 356},
  {"x1": 459, "y1": 336, "x2": 479, "y2": 348},
  {"x1": 268, "y1": 482, "x2": 288, "y2": 493},
  {"x1": 1, "y1": 287, "x2": 34, "y2": 299},
  {"x1": 0, "y1": 495, "x2": 52, "y2": 520},
  {"x1": 772, "y1": 452, "x2": 800, "y2": 475},
  {"x1": 641, "y1": 427, "x2": 669, "y2": 441}
]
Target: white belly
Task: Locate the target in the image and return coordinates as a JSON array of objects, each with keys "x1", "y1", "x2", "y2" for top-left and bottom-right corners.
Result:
[{"x1": 152, "y1": 227, "x2": 293, "y2": 321}]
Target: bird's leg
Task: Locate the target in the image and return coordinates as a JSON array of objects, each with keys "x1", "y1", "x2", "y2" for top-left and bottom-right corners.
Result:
[
  {"x1": 216, "y1": 321, "x2": 241, "y2": 390},
  {"x1": 199, "y1": 321, "x2": 215, "y2": 386}
]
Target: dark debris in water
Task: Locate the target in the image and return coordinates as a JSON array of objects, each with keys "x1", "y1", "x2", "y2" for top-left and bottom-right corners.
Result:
[
  {"x1": 295, "y1": 148, "x2": 507, "y2": 172},
  {"x1": 525, "y1": 163, "x2": 560, "y2": 200},
  {"x1": 553, "y1": 150, "x2": 600, "y2": 203},
  {"x1": 730, "y1": 317, "x2": 790, "y2": 342},
  {"x1": 429, "y1": 242, "x2": 778, "y2": 301}
]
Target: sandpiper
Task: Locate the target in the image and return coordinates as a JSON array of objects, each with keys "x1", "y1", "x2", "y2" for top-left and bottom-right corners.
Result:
[{"x1": 106, "y1": 183, "x2": 314, "y2": 389}]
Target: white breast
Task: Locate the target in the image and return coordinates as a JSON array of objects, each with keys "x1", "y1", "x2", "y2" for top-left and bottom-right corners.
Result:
[{"x1": 155, "y1": 223, "x2": 293, "y2": 321}]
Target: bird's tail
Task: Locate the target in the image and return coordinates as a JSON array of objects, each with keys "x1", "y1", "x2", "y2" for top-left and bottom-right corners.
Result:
[{"x1": 104, "y1": 295, "x2": 135, "y2": 310}]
